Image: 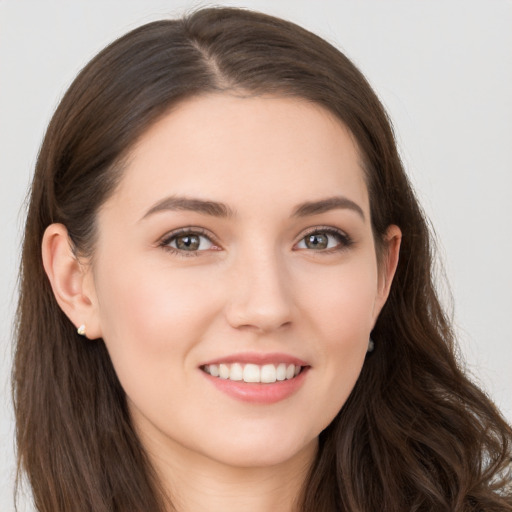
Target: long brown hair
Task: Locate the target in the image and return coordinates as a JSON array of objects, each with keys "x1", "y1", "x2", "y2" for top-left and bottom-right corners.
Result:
[{"x1": 14, "y1": 7, "x2": 512, "y2": 511}]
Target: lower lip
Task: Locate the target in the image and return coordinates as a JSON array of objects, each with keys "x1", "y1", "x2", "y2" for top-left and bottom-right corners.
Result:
[{"x1": 201, "y1": 368, "x2": 309, "y2": 404}]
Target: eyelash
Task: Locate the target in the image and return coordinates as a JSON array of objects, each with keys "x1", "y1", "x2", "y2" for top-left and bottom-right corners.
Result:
[
  {"x1": 159, "y1": 226, "x2": 353, "y2": 258},
  {"x1": 159, "y1": 227, "x2": 216, "y2": 258},
  {"x1": 297, "y1": 227, "x2": 353, "y2": 254}
]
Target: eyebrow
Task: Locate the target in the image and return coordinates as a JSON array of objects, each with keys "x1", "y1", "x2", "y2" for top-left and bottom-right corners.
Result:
[
  {"x1": 291, "y1": 196, "x2": 365, "y2": 220},
  {"x1": 142, "y1": 196, "x2": 236, "y2": 219},
  {"x1": 141, "y1": 195, "x2": 365, "y2": 221}
]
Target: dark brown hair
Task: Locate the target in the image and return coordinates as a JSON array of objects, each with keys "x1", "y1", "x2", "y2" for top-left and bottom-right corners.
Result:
[{"x1": 14, "y1": 7, "x2": 512, "y2": 512}]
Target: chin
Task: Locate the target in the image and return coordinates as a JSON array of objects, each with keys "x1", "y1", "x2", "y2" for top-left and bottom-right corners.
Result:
[{"x1": 202, "y1": 432, "x2": 318, "y2": 469}]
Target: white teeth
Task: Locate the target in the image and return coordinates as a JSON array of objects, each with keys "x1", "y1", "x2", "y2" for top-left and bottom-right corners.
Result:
[
  {"x1": 276, "y1": 363, "x2": 287, "y2": 381},
  {"x1": 204, "y1": 363, "x2": 303, "y2": 383},
  {"x1": 219, "y1": 364, "x2": 230, "y2": 379},
  {"x1": 230, "y1": 363, "x2": 243, "y2": 381},
  {"x1": 260, "y1": 364, "x2": 277, "y2": 383},
  {"x1": 243, "y1": 364, "x2": 260, "y2": 383}
]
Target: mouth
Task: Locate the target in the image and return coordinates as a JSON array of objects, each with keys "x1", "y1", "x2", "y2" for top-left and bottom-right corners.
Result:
[{"x1": 201, "y1": 362, "x2": 306, "y2": 384}]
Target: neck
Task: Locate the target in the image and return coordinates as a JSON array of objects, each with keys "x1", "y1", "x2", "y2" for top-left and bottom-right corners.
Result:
[{"x1": 141, "y1": 432, "x2": 317, "y2": 512}]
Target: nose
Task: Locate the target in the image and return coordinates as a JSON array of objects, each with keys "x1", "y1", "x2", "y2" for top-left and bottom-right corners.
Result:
[{"x1": 224, "y1": 247, "x2": 294, "y2": 334}]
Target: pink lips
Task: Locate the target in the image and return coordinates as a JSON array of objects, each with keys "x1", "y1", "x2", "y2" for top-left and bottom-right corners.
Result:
[
  {"x1": 199, "y1": 352, "x2": 310, "y2": 404},
  {"x1": 201, "y1": 352, "x2": 308, "y2": 367}
]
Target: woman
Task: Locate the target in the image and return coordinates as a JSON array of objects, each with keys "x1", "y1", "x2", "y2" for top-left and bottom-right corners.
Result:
[{"x1": 13, "y1": 7, "x2": 512, "y2": 512}]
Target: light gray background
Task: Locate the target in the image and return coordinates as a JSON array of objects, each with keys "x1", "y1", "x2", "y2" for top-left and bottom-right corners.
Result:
[{"x1": 1, "y1": 1, "x2": 511, "y2": 510}]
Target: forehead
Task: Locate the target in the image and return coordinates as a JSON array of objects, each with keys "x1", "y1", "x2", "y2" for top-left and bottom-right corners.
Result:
[{"x1": 106, "y1": 93, "x2": 369, "y2": 219}]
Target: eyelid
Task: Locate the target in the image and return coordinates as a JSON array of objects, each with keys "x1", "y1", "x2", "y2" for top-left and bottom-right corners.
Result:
[
  {"x1": 158, "y1": 227, "x2": 221, "y2": 257},
  {"x1": 158, "y1": 225, "x2": 352, "y2": 257},
  {"x1": 294, "y1": 225, "x2": 352, "y2": 251}
]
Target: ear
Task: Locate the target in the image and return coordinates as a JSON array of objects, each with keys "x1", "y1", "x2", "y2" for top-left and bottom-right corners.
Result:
[
  {"x1": 41, "y1": 223, "x2": 102, "y2": 339},
  {"x1": 372, "y1": 224, "x2": 402, "y2": 322}
]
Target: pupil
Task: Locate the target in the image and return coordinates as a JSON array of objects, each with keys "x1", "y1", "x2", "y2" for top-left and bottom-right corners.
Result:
[
  {"x1": 307, "y1": 234, "x2": 327, "y2": 249},
  {"x1": 177, "y1": 235, "x2": 200, "y2": 250}
]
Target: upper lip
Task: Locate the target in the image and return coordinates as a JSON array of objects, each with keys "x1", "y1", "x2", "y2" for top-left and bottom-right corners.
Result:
[{"x1": 200, "y1": 352, "x2": 309, "y2": 367}]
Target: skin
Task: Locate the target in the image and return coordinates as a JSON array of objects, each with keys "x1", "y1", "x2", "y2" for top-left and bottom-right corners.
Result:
[{"x1": 43, "y1": 94, "x2": 401, "y2": 511}]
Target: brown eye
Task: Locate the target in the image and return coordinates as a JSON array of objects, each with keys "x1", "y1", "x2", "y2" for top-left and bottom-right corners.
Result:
[
  {"x1": 175, "y1": 234, "x2": 201, "y2": 251},
  {"x1": 165, "y1": 232, "x2": 214, "y2": 252},
  {"x1": 304, "y1": 233, "x2": 329, "y2": 249},
  {"x1": 296, "y1": 229, "x2": 351, "y2": 251}
]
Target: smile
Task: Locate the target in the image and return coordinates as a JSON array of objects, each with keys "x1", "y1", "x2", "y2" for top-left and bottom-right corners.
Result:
[{"x1": 202, "y1": 363, "x2": 303, "y2": 383}]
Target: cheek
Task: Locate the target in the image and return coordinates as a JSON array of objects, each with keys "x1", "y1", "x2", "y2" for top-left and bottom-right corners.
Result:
[
  {"x1": 93, "y1": 261, "x2": 224, "y2": 435},
  {"x1": 294, "y1": 259, "x2": 378, "y2": 419},
  {"x1": 94, "y1": 259, "x2": 219, "y2": 369},
  {"x1": 296, "y1": 258, "x2": 379, "y2": 342}
]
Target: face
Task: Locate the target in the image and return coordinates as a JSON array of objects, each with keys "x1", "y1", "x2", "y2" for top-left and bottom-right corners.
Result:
[{"x1": 86, "y1": 94, "x2": 399, "y2": 469}]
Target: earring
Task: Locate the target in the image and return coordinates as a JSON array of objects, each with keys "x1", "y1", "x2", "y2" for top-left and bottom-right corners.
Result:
[
  {"x1": 77, "y1": 324, "x2": 86, "y2": 336},
  {"x1": 367, "y1": 337, "x2": 375, "y2": 353}
]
